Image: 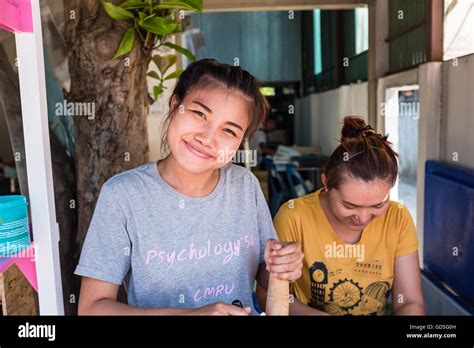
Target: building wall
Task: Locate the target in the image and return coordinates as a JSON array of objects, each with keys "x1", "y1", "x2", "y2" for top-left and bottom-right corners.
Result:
[
  {"x1": 297, "y1": 82, "x2": 368, "y2": 155},
  {"x1": 440, "y1": 53, "x2": 474, "y2": 169},
  {"x1": 443, "y1": 0, "x2": 474, "y2": 61},
  {"x1": 294, "y1": 96, "x2": 314, "y2": 147}
]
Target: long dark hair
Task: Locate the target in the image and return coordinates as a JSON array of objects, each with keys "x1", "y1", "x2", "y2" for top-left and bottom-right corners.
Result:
[
  {"x1": 161, "y1": 59, "x2": 269, "y2": 154},
  {"x1": 324, "y1": 116, "x2": 399, "y2": 189}
]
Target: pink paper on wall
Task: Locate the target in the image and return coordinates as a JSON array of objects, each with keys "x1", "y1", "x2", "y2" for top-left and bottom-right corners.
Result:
[
  {"x1": 0, "y1": 0, "x2": 33, "y2": 33},
  {"x1": 15, "y1": 250, "x2": 37, "y2": 292}
]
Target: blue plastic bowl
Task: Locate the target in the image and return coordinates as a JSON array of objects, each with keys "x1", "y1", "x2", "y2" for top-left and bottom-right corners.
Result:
[{"x1": 0, "y1": 195, "x2": 30, "y2": 256}]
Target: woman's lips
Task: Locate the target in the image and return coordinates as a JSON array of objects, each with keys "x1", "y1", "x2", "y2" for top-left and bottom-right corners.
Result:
[{"x1": 184, "y1": 141, "x2": 212, "y2": 159}]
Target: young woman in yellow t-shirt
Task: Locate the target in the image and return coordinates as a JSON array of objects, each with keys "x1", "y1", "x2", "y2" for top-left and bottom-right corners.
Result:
[{"x1": 258, "y1": 116, "x2": 424, "y2": 316}]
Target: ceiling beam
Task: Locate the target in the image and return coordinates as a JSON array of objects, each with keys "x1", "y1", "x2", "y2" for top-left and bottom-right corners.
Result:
[{"x1": 203, "y1": 0, "x2": 368, "y2": 12}]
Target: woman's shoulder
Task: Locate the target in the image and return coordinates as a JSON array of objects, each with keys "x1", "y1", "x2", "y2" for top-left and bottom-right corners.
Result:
[
  {"x1": 101, "y1": 162, "x2": 155, "y2": 194},
  {"x1": 274, "y1": 191, "x2": 320, "y2": 226},
  {"x1": 224, "y1": 163, "x2": 259, "y2": 185},
  {"x1": 281, "y1": 191, "x2": 320, "y2": 213},
  {"x1": 384, "y1": 201, "x2": 414, "y2": 222}
]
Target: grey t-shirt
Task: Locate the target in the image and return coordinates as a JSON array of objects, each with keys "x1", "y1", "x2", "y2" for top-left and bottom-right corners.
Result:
[{"x1": 75, "y1": 161, "x2": 276, "y2": 314}]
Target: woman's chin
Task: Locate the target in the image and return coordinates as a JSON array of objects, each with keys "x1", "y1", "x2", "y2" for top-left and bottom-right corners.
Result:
[{"x1": 175, "y1": 154, "x2": 217, "y2": 174}]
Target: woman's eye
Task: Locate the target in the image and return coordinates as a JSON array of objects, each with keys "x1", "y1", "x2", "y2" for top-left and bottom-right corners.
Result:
[
  {"x1": 192, "y1": 110, "x2": 206, "y2": 119},
  {"x1": 344, "y1": 205, "x2": 355, "y2": 210},
  {"x1": 224, "y1": 129, "x2": 237, "y2": 137}
]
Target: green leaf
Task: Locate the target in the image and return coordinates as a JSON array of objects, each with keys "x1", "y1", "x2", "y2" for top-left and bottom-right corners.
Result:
[
  {"x1": 147, "y1": 71, "x2": 161, "y2": 80},
  {"x1": 163, "y1": 54, "x2": 177, "y2": 74},
  {"x1": 140, "y1": 17, "x2": 178, "y2": 35},
  {"x1": 171, "y1": 23, "x2": 182, "y2": 34},
  {"x1": 152, "y1": 2, "x2": 196, "y2": 11},
  {"x1": 144, "y1": 13, "x2": 156, "y2": 21},
  {"x1": 103, "y1": 2, "x2": 134, "y2": 20},
  {"x1": 153, "y1": 85, "x2": 164, "y2": 100},
  {"x1": 180, "y1": 0, "x2": 203, "y2": 11},
  {"x1": 119, "y1": 0, "x2": 145, "y2": 9},
  {"x1": 152, "y1": 54, "x2": 177, "y2": 74},
  {"x1": 164, "y1": 42, "x2": 196, "y2": 61},
  {"x1": 151, "y1": 55, "x2": 162, "y2": 70},
  {"x1": 113, "y1": 28, "x2": 135, "y2": 58},
  {"x1": 164, "y1": 69, "x2": 183, "y2": 80}
]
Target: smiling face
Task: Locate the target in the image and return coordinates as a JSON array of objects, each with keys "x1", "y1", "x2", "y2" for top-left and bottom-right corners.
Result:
[
  {"x1": 166, "y1": 87, "x2": 250, "y2": 174},
  {"x1": 323, "y1": 173, "x2": 392, "y2": 231}
]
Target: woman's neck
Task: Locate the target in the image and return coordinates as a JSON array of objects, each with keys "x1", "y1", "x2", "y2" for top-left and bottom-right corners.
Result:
[
  {"x1": 319, "y1": 190, "x2": 363, "y2": 244},
  {"x1": 157, "y1": 155, "x2": 219, "y2": 198}
]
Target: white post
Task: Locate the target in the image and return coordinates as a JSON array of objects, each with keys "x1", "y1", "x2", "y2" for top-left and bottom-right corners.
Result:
[{"x1": 14, "y1": 0, "x2": 64, "y2": 314}]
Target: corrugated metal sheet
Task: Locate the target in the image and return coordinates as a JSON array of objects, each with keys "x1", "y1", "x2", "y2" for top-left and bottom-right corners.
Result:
[
  {"x1": 191, "y1": 11, "x2": 302, "y2": 82},
  {"x1": 388, "y1": 0, "x2": 427, "y2": 72}
]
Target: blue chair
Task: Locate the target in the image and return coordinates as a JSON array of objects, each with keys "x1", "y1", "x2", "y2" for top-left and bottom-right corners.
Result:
[{"x1": 422, "y1": 160, "x2": 474, "y2": 314}]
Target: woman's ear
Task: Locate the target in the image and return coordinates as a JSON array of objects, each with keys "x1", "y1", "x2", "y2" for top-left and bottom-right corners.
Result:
[
  {"x1": 169, "y1": 95, "x2": 180, "y2": 113},
  {"x1": 321, "y1": 173, "x2": 328, "y2": 191}
]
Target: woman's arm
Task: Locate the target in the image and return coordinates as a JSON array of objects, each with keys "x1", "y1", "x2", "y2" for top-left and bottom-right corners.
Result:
[
  {"x1": 78, "y1": 277, "x2": 251, "y2": 315},
  {"x1": 391, "y1": 251, "x2": 425, "y2": 315}
]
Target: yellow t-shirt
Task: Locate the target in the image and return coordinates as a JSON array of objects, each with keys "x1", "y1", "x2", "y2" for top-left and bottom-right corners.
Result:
[{"x1": 274, "y1": 189, "x2": 418, "y2": 316}]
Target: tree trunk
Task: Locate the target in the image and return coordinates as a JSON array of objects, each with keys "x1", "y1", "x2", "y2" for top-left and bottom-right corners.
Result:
[{"x1": 63, "y1": 0, "x2": 150, "y2": 257}]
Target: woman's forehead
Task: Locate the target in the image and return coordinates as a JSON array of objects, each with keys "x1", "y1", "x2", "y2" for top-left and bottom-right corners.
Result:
[
  {"x1": 336, "y1": 178, "x2": 391, "y2": 204},
  {"x1": 185, "y1": 86, "x2": 246, "y2": 103}
]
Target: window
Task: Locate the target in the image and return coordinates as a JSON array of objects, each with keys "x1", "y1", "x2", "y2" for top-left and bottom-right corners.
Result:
[
  {"x1": 314, "y1": 9, "x2": 322, "y2": 74},
  {"x1": 354, "y1": 8, "x2": 369, "y2": 54}
]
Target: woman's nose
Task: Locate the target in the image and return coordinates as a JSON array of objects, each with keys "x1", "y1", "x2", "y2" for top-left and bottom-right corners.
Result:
[
  {"x1": 195, "y1": 126, "x2": 216, "y2": 147},
  {"x1": 357, "y1": 211, "x2": 371, "y2": 224}
]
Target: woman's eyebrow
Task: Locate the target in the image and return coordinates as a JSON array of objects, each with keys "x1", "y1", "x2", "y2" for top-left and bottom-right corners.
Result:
[
  {"x1": 342, "y1": 197, "x2": 389, "y2": 208},
  {"x1": 192, "y1": 100, "x2": 212, "y2": 113},
  {"x1": 192, "y1": 100, "x2": 243, "y2": 132},
  {"x1": 342, "y1": 200, "x2": 358, "y2": 207},
  {"x1": 225, "y1": 121, "x2": 243, "y2": 132}
]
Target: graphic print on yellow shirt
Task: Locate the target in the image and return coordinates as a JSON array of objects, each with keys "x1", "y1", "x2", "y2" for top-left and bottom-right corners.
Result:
[{"x1": 274, "y1": 189, "x2": 418, "y2": 316}]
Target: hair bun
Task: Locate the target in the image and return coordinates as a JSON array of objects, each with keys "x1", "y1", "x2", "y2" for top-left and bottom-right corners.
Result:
[{"x1": 341, "y1": 116, "x2": 370, "y2": 140}]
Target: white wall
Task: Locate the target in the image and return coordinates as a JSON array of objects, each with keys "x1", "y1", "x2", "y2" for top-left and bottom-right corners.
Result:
[
  {"x1": 147, "y1": 74, "x2": 177, "y2": 162},
  {"x1": 440, "y1": 53, "x2": 474, "y2": 169},
  {"x1": 443, "y1": 0, "x2": 474, "y2": 61},
  {"x1": 147, "y1": 36, "x2": 182, "y2": 162},
  {"x1": 299, "y1": 82, "x2": 368, "y2": 156}
]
